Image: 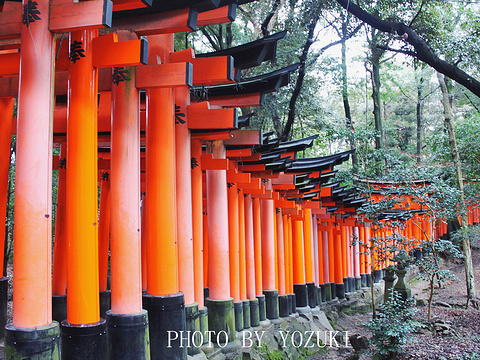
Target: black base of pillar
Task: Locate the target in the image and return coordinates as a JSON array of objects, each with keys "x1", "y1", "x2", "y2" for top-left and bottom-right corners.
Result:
[
  {"x1": 330, "y1": 282, "x2": 336, "y2": 299},
  {"x1": 414, "y1": 249, "x2": 423, "y2": 261},
  {"x1": 100, "y1": 290, "x2": 111, "y2": 319},
  {"x1": 205, "y1": 297, "x2": 235, "y2": 344},
  {"x1": 373, "y1": 270, "x2": 382, "y2": 283},
  {"x1": 256, "y1": 294, "x2": 266, "y2": 321},
  {"x1": 287, "y1": 294, "x2": 293, "y2": 314},
  {"x1": 317, "y1": 286, "x2": 322, "y2": 304},
  {"x1": 242, "y1": 300, "x2": 251, "y2": 329},
  {"x1": 0, "y1": 277, "x2": 7, "y2": 340},
  {"x1": 234, "y1": 301, "x2": 243, "y2": 332},
  {"x1": 343, "y1": 278, "x2": 349, "y2": 293},
  {"x1": 278, "y1": 295, "x2": 289, "y2": 318},
  {"x1": 366, "y1": 274, "x2": 372, "y2": 287},
  {"x1": 5, "y1": 322, "x2": 60, "y2": 360},
  {"x1": 335, "y1": 283, "x2": 345, "y2": 299},
  {"x1": 52, "y1": 294, "x2": 67, "y2": 324},
  {"x1": 349, "y1": 277, "x2": 355, "y2": 292},
  {"x1": 325, "y1": 283, "x2": 332, "y2": 301},
  {"x1": 306, "y1": 282, "x2": 316, "y2": 308},
  {"x1": 263, "y1": 290, "x2": 278, "y2": 320},
  {"x1": 355, "y1": 277, "x2": 362, "y2": 291},
  {"x1": 198, "y1": 307, "x2": 208, "y2": 345},
  {"x1": 320, "y1": 284, "x2": 326, "y2": 303},
  {"x1": 185, "y1": 303, "x2": 200, "y2": 355},
  {"x1": 106, "y1": 310, "x2": 149, "y2": 360},
  {"x1": 293, "y1": 284, "x2": 308, "y2": 308},
  {"x1": 249, "y1": 298, "x2": 259, "y2": 327},
  {"x1": 61, "y1": 319, "x2": 107, "y2": 360},
  {"x1": 143, "y1": 292, "x2": 186, "y2": 360},
  {"x1": 203, "y1": 288, "x2": 209, "y2": 306},
  {"x1": 360, "y1": 274, "x2": 367, "y2": 287},
  {"x1": 291, "y1": 293, "x2": 297, "y2": 313}
]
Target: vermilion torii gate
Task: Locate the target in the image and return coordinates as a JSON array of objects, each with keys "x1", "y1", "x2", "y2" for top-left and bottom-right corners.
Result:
[{"x1": 2, "y1": 0, "x2": 477, "y2": 359}]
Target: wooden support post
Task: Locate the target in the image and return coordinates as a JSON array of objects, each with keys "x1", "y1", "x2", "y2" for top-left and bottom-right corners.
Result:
[
  {"x1": 276, "y1": 211, "x2": 286, "y2": 296},
  {"x1": 53, "y1": 144, "x2": 68, "y2": 297},
  {"x1": 141, "y1": 194, "x2": 147, "y2": 291},
  {"x1": 6, "y1": 0, "x2": 60, "y2": 355},
  {"x1": 334, "y1": 229, "x2": 345, "y2": 299},
  {"x1": 260, "y1": 198, "x2": 278, "y2": 319},
  {"x1": 228, "y1": 182, "x2": 240, "y2": 302},
  {"x1": 108, "y1": 30, "x2": 149, "y2": 358},
  {"x1": 143, "y1": 34, "x2": 185, "y2": 360},
  {"x1": 244, "y1": 195, "x2": 256, "y2": 300},
  {"x1": 292, "y1": 220, "x2": 307, "y2": 307},
  {"x1": 98, "y1": 172, "x2": 110, "y2": 294},
  {"x1": 238, "y1": 189, "x2": 247, "y2": 301},
  {"x1": 303, "y1": 208, "x2": 315, "y2": 307},
  {"x1": 205, "y1": 139, "x2": 238, "y2": 347},
  {"x1": 253, "y1": 197, "x2": 263, "y2": 296},
  {"x1": 191, "y1": 139, "x2": 204, "y2": 308}
]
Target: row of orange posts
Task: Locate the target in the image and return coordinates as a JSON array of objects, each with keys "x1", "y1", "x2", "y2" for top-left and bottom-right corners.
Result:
[{"x1": 1, "y1": 0, "x2": 480, "y2": 359}]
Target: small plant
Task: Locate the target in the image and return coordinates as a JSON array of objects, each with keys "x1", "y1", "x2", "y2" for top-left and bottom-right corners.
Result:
[{"x1": 365, "y1": 291, "x2": 423, "y2": 359}]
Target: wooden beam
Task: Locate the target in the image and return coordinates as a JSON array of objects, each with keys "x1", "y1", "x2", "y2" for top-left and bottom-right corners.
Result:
[
  {"x1": 112, "y1": 0, "x2": 152, "y2": 12},
  {"x1": 227, "y1": 171, "x2": 250, "y2": 183},
  {"x1": 201, "y1": 153, "x2": 229, "y2": 170},
  {"x1": 49, "y1": 0, "x2": 113, "y2": 33},
  {"x1": 0, "y1": 51, "x2": 19, "y2": 76},
  {"x1": 92, "y1": 33, "x2": 147, "y2": 67},
  {"x1": 226, "y1": 148, "x2": 252, "y2": 158},
  {"x1": 224, "y1": 129, "x2": 261, "y2": 145},
  {"x1": 188, "y1": 107, "x2": 237, "y2": 130},
  {"x1": 190, "y1": 131, "x2": 231, "y2": 141},
  {"x1": 136, "y1": 62, "x2": 193, "y2": 88},
  {"x1": 106, "y1": 8, "x2": 197, "y2": 36},
  {"x1": 204, "y1": 92, "x2": 264, "y2": 108},
  {"x1": 0, "y1": 2, "x2": 21, "y2": 40},
  {"x1": 197, "y1": 5, "x2": 235, "y2": 26}
]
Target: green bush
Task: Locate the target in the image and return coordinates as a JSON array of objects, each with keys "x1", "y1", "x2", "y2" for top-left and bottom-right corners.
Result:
[{"x1": 365, "y1": 291, "x2": 423, "y2": 359}]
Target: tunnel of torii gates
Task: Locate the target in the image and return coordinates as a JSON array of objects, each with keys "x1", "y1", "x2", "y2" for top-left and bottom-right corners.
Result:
[{"x1": 0, "y1": 0, "x2": 478, "y2": 359}]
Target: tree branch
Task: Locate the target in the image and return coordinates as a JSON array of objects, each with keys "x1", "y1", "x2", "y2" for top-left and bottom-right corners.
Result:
[{"x1": 336, "y1": 0, "x2": 480, "y2": 98}]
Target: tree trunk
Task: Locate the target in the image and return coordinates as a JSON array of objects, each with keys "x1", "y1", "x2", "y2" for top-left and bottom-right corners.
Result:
[
  {"x1": 371, "y1": 57, "x2": 383, "y2": 150},
  {"x1": 416, "y1": 76, "x2": 423, "y2": 163},
  {"x1": 341, "y1": 15, "x2": 358, "y2": 171},
  {"x1": 437, "y1": 72, "x2": 477, "y2": 302}
]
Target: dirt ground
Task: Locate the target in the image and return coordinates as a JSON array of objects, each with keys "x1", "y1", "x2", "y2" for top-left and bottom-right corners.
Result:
[{"x1": 318, "y1": 247, "x2": 480, "y2": 360}]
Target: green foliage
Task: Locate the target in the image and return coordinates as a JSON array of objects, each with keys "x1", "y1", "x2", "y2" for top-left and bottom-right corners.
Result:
[
  {"x1": 416, "y1": 239, "x2": 463, "y2": 284},
  {"x1": 365, "y1": 292, "x2": 422, "y2": 359}
]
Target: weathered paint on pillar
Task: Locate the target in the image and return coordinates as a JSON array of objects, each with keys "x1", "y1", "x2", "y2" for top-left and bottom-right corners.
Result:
[
  {"x1": 227, "y1": 182, "x2": 240, "y2": 301},
  {"x1": 175, "y1": 86, "x2": 195, "y2": 305},
  {"x1": 322, "y1": 225, "x2": 329, "y2": 284},
  {"x1": 52, "y1": 144, "x2": 67, "y2": 296},
  {"x1": 66, "y1": 29, "x2": 100, "y2": 325},
  {"x1": 244, "y1": 195, "x2": 256, "y2": 299},
  {"x1": 276, "y1": 210, "x2": 286, "y2": 296},
  {"x1": 252, "y1": 197, "x2": 263, "y2": 295},
  {"x1": 191, "y1": 139, "x2": 204, "y2": 308},
  {"x1": 303, "y1": 209, "x2": 313, "y2": 283},
  {"x1": 98, "y1": 173, "x2": 110, "y2": 293},
  {"x1": 13, "y1": 0, "x2": 55, "y2": 327},
  {"x1": 238, "y1": 189, "x2": 247, "y2": 300},
  {"x1": 206, "y1": 140, "x2": 230, "y2": 300},
  {"x1": 111, "y1": 54, "x2": 142, "y2": 313},
  {"x1": 260, "y1": 199, "x2": 275, "y2": 291},
  {"x1": 292, "y1": 220, "x2": 305, "y2": 285},
  {"x1": 0, "y1": 98, "x2": 13, "y2": 278}
]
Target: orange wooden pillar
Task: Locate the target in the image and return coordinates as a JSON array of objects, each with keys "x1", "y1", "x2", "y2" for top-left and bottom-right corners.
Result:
[
  {"x1": 143, "y1": 34, "x2": 184, "y2": 360},
  {"x1": 228, "y1": 182, "x2": 243, "y2": 331},
  {"x1": 333, "y1": 228, "x2": 345, "y2": 299},
  {"x1": 52, "y1": 144, "x2": 68, "y2": 301},
  {"x1": 252, "y1": 197, "x2": 267, "y2": 322},
  {"x1": 108, "y1": 32, "x2": 149, "y2": 358},
  {"x1": 97, "y1": 172, "x2": 110, "y2": 308},
  {"x1": 285, "y1": 216, "x2": 294, "y2": 302},
  {"x1": 6, "y1": 0, "x2": 60, "y2": 354},
  {"x1": 328, "y1": 226, "x2": 336, "y2": 298},
  {"x1": 191, "y1": 139, "x2": 205, "y2": 307},
  {"x1": 205, "y1": 140, "x2": 237, "y2": 344},
  {"x1": 359, "y1": 225, "x2": 367, "y2": 287},
  {"x1": 244, "y1": 194, "x2": 260, "y2": 325},
  {"x1": 316, "y1": 220, "x2": 325, "y2": 303},
  {"x1": 203, "y1": 212, "x2": 209, "y2": 289},
  {"x1": 59, "y1": 29, "x2": 108, "y2": 359},
  {"x1": 320, "y1": 223, "x2": 331, "y2": 301},
  {"x1": 238, "y1": 189, "x2": 250, "y2": 328},
  {"x1": 341, "y1": 225, "x2": 349, "y2": 293},
  {"x1": 141, "y1": 193, "x2": 147, "y2": 291},
  {"x1": 303, "y1": 208, "x2": 316, "y2": 307},
  {"x1": 353, "y1": 226, "x2": 361, "y2": 290},
  {"x1": 260, "y1": 198, "x2": 278, "y2": 319},
  {"x1": 276, "y1": 209, "x2": 288, "y2": 317},
  {"x1": 292, "y1": 220, "x2": 308, "y2": 308},
  {"x1": 174, "y1": 85, "x2": 200, "y2": 354}
]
